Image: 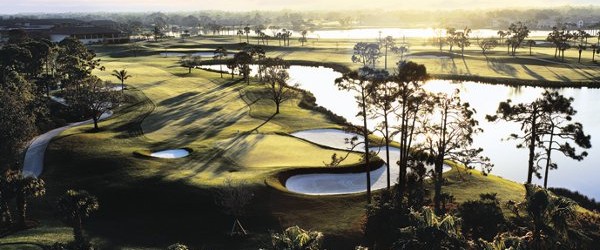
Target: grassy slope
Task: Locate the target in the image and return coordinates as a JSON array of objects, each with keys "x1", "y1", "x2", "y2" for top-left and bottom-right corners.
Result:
[{"x1": 3, "y1": 36, "x2": 598, "y2": 249}]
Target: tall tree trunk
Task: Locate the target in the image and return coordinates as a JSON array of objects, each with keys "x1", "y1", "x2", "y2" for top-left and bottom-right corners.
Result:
[
  {"x1": 275, "y1": 102, "x2": 280, "y2": 114},
  {"x1": 16, "y1": 192, "x2": 26, "y2": 227},
  {"x1": 543, "y1": 128, "x2": 554, "y2": 188},
  {"x1": 361, "y1": 89, "x2": 371, "y2": 204},
  {"x1": 219, "y1": 64, "x2": 224, "y2": 78},
  {"x1": 434, "y1": 107, "x2": 448, "y2": 215},
  {"x1": 73, "y1": 214, "x2": 85, "y2": 245},
  {"x1": 527, "y1": 111, "x2": 537, "y2": 184},
  {"x1": 93, "y1": 116, "x2": 99, "y2": 130},
  {"x1": 1, "y1": 200, "x2": 13, "y2": 225},
  {"x1": 434, "y1": 156, "x2": 444, "y2": 214},
  {"x1": 384, "y1": 46, "x2": 388, "y2": 70},
  {"x1": 384, "y1": 112, "x2": 390, "y2": 190}
]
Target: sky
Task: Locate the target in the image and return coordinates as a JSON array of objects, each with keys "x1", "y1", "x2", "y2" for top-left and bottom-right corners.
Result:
[{"x1": 1, "y1": 0, "x2": 599, "y2": 14}]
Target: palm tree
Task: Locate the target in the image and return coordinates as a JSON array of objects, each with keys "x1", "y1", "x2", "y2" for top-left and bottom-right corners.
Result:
[
  {"x1": 243, "y1": 26, "x2": 251, "y2": 43},
  {"x1": 15, "y1": 175, "x2": 45, "y2": 227},
  {"x1": 111, "y1": 69, "x2": 132, "y2": 93},
  {"x1": 57, "y1": 190, "x2": 99, "y2": 246},
  {"x1": 213, "y1": 47, "x2": 228, "y2": 78},
  {"x1": 527, "y1": 40, "x2": 536, "y2": 56},
  {"x1": 236, "y1": 29, "x2": 244, "y2": 43}
]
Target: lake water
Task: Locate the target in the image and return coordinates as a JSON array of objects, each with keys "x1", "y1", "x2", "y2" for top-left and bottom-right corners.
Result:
[
  {"x1": 198, "y1": 64, "x2": 600, "y2": 200},
  {"x1": 201, "y1": 28, "x2": 554, "y2": 39}
]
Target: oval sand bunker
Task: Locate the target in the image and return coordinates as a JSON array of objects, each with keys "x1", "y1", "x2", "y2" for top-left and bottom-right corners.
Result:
[
  {"x1": 285, "y1": 129, "x2": 451, "y2": 195},
  {"x1": 150, "y1": 149, "x2": 190, "y2": 159}
]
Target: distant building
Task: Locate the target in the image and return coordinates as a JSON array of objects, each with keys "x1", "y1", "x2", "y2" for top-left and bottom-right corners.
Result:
[
  {"x1": 0, "y1": 18, "x2": 129, "y2": 44},
  {"x1": 46, "y1": 26, "x2": 128, "y2": 44}
]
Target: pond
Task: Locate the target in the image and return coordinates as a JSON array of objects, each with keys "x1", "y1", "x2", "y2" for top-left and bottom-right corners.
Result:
[
  {"x1": 160, "y1": 52, "x2": 233, "y2": 58},
  {"x1": 200, "y1": 28, "x2": 554, "y2": 39},
  {"x1": 198, "y1": 64, "x2": 600, "y2": 200}
]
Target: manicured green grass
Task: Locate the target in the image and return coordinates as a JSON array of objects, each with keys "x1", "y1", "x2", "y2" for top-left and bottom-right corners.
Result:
[
  {"x1": 6, "y1": 35, "x2": 599, "y2": 249},
  {"x1": 99, "y1": 35, "x2": 600, "y2": 84}
]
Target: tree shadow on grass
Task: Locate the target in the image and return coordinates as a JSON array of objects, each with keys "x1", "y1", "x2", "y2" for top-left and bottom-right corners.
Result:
[
  {"x1": 486, "y1": 57, "x2": 517, "y2": 77},
  {"x1": 521, "y1": 65, "x2": 547, "y2": 81}
]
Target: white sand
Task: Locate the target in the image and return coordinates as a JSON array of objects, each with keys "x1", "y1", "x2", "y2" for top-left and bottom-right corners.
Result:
[
  {"x1": 150, "y1": 149, "x2": 190, "y2": 158},
  {"x1": 286, "y1": 129, "x2": 451, "y2": 195}
]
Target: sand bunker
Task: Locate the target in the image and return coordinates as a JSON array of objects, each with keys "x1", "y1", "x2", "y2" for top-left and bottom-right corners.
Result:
[
  {"x1": 286, "y1": 129, "x2": 451, "y2": 195},
  {"x1": 150, "y1": 149, "x2": 190, "y2": 158}
]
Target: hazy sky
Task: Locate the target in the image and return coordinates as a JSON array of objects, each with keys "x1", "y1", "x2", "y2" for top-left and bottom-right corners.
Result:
[{"x1": 1, "y1": 0, "x2": 598, "y2": 14}]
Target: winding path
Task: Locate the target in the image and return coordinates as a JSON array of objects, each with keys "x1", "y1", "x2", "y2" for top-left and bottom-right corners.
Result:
[{"x1": 22, "y1": 111, "x2": 113, "y2": 177}]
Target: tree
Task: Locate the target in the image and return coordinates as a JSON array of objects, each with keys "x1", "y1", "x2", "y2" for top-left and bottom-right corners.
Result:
[
  {"x1": 379, "y1": 36, "x2": 396, "y2": 70},
  {"x1": 181, "y1": 55, "x2": 201, "y2": 74},
  {"x1": 64, "y1": 76, "x2": 120, "y2": 130},
  {"x1": 262, "y1": 59, "x2": 296, "y2": 114},
  {"x1": 547, "y1": 27, "x2": 572, "y2": 61},
  {"x1": 455, "y1": 27, "x2": 471, "y2": 57},
  {"x1": 233, "y1": 51, "x2": 252, "y2": 84},
  {"x1": 299, "y1": 30, "x2": 308, "y2": 46},
  {"x1": 446, "y1": 27, "x2": 457, "y2": 53},
  {"x1": 351, "y1": 42, "x2": 381, "y2": 68},
  {"x1": 527, "y1": 40, "x2": 537, "y2": 56},
  {"x1": 366, "y1": 71, "x2": 394, "y2": 189},
  {"x1": 215, "y1": 178, "x2": 253, "y2": 236},
  {"x1": 0, "y1": 170, "x2": 18, "y2": 225},
  {"x1": 335, "y1": 67, "x2": 384, "y2": 203},
  {"x1": 486, "y1": 92, "x2": 551, "y2": 184},
  {"x1": 391, "y1": 61, "x2": 430, "y2": 199},
  {"x1": 422, "y1": 89, "x2": 484, "y2": 214},
  {"x1": 393, "y1": 45, "x2": 408, "y2": 62},
  {"x1": 507, "y1": 22, "x2": 530, "y2": 56},
  {"x1": 243, "y1": 26, "x2": 251, "y2": 43},
  {"x1": 15, "y1": 174, "x2": 45, "y2": 227},
  {"x1": 270, "y1": 226, "x2": 324, "y2": 250},
  {"x1": 0, "y1": 75, "x2": 37, "y2": 169},
  {"x1": 497, "y1": 30, "x2": 507, "y2": 44},
  {"x1": 591, "y1": 44, "x2": 598, "y2": 62},
  {"x1": 226, "y1": 58, "x2": 237, "y2": 79},
  {"x1": 576, "y1": 44, "x2": 586, "y2": 63},
  {"x1": 236, "y1": 29, "x2": 244, "y2": 43},
  {"x1": 111, "y1": 69, "x2": 132, "y2": 93},
  {"x1": 56, "y1": 190, "x2": 99, "y2": 246},
  {"x1": 56, "y1": 38, "x2": 103, "y2": 89},
  {"x1": 213, "y1": 47, "x2": 228, "y2": 78},
  {"x1": 536, "y1": 92, "x2": 591, "y2": 188},
  {"x1": 478, "y1": 38, "x2": 498, "y2": 54},
  {"x1": 0, "y1": 44, "x2": 32, "y2": 82},
  {"x1": 254, "y1": 25, "x2": 265, "y2": 44},
  {"x1": 524, "y1": 184, "x2": 576, "y2": 247}
]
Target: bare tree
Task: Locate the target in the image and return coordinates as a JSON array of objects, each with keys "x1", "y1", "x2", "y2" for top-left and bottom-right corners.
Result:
[
  {"x1": 215, "y1": 178, "x2": 253, "y2": 236},
  {"x1": 263, "y1": 62, "x2": 297, "y2": 114}
]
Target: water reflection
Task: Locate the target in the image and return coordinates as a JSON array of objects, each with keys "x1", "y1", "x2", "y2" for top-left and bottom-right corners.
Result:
[{"x1": 198, "y1": 64, "x2": 600, "y2": 200}]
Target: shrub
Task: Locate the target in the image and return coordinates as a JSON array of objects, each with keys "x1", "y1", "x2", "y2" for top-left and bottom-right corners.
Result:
[
  {"x1": 270, "y1": 225, "x2": 323, "y2": 250},
  {"x1": 458, "y1": 193, "x2": 505, "y2": 241}
]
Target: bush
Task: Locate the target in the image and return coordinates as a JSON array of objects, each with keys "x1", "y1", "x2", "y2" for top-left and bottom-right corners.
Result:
[
  {"x1": 458, "y1": 193, "x2": 505, "y2": 241},
  {"x1": 166, "y1": 243, "x2": 189, "y2": 250},
  {"x1": 270, "y1": 226, "x2": 323, "y2": 250}
]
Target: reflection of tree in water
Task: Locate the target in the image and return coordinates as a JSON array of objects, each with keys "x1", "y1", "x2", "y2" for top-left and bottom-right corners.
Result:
[{"x1": 508, "y1": 85, "x2": 523, "y2": 96}]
